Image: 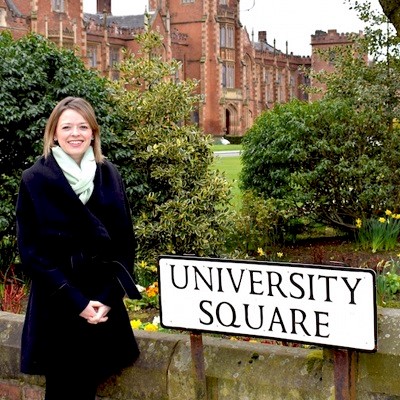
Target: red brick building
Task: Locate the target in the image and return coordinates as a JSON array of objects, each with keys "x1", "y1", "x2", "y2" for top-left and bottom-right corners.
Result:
[
  {"x1": 310, "y1": 28, "x2": 365, "y2": 101},
  {"x1": 0, "y1": 0, "x2": 358, "y2": 137}
]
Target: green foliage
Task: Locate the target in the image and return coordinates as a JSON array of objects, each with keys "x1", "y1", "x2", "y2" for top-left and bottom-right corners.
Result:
[
  {"x1": 0, "y1": 174, "x2": 19, "y2": 246},
  {"x1": 0, "y1": 31, "x2": 118, "y2": 272},
  {"x1": 225, "y1": 191, "x2": 300, "y2": 257},
  {"x1": 134, "y1": 260, "x2": 158, "y2": 288},
  {"x1": 356, "y1": 211, "x2": 400, "y2": 252},
  {"x1": 0, "y1": 235, "x2": 17, "y2": 274},
  {"x1": 107, "y1": 27, "x2": 234, "y2": 275},
  {"x1": 124, "y1": 281, "x2": 159, "y2": 311},
  {"x1": 240, "y1": 98, "x2": 400, "y2": 233},
  {"x1": 309, "y1": 1, "x2": 400, "y2": 128},
  {"x1": 238, "y1": 2, "x2": 400, "y2": 233},
  {"x1": 376, "y1": 258, "x2": 400, "y2": 307},
  {"x1": 239, "y1": 2, "x2": 400, "y2": 243},
  {"x1": 0, "y1": 31, "x2": 114, "y2": 175}
]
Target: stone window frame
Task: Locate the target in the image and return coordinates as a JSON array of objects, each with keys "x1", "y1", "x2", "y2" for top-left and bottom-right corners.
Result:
[{"x1": 52, "y1": 0, "x2": 65, "y2": 12}]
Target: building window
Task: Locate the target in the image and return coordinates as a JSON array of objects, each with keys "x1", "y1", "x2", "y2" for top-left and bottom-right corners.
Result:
[
  {"x1": 222, "y1": 62, "x2": 234, "y2": 88},
  {"x1": 52, "y1": 0, "x2": 64, "y2": 12},
  {"x1": 182, "y1": 0, "x2": 194, "y2": 3},
  {"x1": 87, "y1": 46, "x2": 97, "y2": 68},
  {"x1": 219, "y1": 0, "x2": 227, "y2": 4},
  {"x1": 227, "y1": 26, "x2": 234, "y2": 48},
  {"x1": 220, "y1": 26, "x2": 226, "y2": 47},
  {"x1": 110, "y1": 47, "x2": 119, "y2": 68},
  {"x1": 220, "y1": 24, "x2": 234, "y2": 49}
]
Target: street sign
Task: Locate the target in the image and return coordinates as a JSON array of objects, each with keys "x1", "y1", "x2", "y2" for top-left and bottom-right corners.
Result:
[{"x1": 158, "y1": 255, "x2": 377, "y2": 351}]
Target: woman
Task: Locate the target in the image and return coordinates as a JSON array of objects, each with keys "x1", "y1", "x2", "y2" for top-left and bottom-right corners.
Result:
[{"x1": 16, "y1": 97, "x2": 141, "y2": 400}]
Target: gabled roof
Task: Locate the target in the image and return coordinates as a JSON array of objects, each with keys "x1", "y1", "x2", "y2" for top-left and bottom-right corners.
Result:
[
  {"x1": 4, "y1": 0, "x2": 24, "y2": 17},
  {"x1": 83, "y1": 13, "x2": 146, "y2": 30},
  {"x1": 253, "y1": 41, "x2": 281, "y2": 54}
]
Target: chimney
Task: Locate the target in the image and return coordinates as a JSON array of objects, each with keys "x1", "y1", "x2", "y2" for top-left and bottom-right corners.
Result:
[
  {"x1": 258, "y1": 31, "x2": 267, "y2": 43},
  {"x1": 97, "y1": 0, "x2": 111, "y2": 15},
  {"x1": 149, "y1": 0, "x2": 157, "y2": 11}
]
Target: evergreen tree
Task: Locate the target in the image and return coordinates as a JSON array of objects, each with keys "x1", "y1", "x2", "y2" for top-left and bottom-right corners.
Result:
[{"x1": 107, "y1": 27, "x2": 233, "y2": 277}]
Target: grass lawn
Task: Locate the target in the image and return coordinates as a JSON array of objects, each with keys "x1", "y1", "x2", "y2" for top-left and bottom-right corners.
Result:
[
  {"x1": 212, "y1": 152, "x2": 242, "y2": 209},
  {"x1": 212, "y1": 144, "x2": 242, "y2": 152}
]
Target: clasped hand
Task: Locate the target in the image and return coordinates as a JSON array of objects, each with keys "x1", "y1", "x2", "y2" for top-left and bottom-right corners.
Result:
[{"x1": 80, "y1": 300, "x2": 110, "y2": 324}]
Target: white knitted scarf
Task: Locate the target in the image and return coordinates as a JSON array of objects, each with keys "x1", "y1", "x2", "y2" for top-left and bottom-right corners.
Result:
[{"x1": 52, "y1": 146, "x2": 96, "y2": 204}]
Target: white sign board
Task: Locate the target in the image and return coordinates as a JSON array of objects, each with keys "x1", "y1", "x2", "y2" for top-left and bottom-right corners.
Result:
[{"x1": 158, "y1": 255, "x2": 377, "y2": 351}]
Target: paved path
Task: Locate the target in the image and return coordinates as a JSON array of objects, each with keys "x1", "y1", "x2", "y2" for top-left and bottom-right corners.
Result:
[{"x1": 214, "y1": 150, "x2": 241, "y2": 157}]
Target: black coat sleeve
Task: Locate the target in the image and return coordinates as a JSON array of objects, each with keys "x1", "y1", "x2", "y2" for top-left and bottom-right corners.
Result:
[{"x1": 96, "y1": 161, "x2": 141, "y2": 300}]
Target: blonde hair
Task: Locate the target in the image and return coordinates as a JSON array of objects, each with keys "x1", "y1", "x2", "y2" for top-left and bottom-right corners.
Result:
[{"x1": 43, "y1": 97, "x2": 104, "y2": 163}]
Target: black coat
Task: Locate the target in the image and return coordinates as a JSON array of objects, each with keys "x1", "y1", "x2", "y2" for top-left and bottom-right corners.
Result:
[{"x1": 16, "y1": 153, "x2": 141, "y2": 379}]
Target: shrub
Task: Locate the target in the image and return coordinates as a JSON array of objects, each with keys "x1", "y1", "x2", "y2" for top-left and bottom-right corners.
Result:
[
  {"x1": 107, "y1": 27, "x2": 234, "y2": 273},
  {"x1": 224, "y1": 191, "x2": 303, "y2": 257},
  {"x1": 376, "y1": 258, "x2": 400, "y2": 307},
  {"x1": 0, "y1": 31, "x2": 117, "y2": 275},
  {"x1": 240, "y1": 99, "x2": 400, "y2": 233}
]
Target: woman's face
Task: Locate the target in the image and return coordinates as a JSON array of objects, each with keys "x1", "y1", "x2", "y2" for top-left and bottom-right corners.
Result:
[{"x1": 54, "y1": 109, "x2": 93, "y2": 164}]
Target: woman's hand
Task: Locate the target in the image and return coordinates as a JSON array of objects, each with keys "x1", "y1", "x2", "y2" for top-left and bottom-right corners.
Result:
[{"x1": 80, "y1": 300, "x2": 111, "y2": 324}]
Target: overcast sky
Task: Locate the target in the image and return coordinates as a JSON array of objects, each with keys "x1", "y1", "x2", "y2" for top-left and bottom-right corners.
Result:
[{"x1": 83, "y1": 0, "x2": 384, "y2": 56}]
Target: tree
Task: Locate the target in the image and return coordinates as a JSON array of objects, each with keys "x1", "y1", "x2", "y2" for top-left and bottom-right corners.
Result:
[
  {"x1": 106, "y1": 27, "x2": 233, "y2": 275},
  {"x1": 378, "y1": 0, "x2": 400, "y2": 36},
  {"x1": 242, "y1": 3, "x2": 400, "y2": 235},
  {"x1": 0, "y1": 31, "x2": 116, "y2": 270}
]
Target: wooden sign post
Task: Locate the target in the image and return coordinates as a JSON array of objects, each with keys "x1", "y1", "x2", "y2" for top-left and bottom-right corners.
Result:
[
  {"x1": 190, "y1": 331, "x2": 208, "y2": 400},
  {"x1": 334, "y1": 349, "x2": 357, "y2": 400}
]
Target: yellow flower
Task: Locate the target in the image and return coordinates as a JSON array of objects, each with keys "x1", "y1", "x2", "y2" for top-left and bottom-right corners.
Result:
[
  {"x1": 394, "y1": 214, "x2": 400, "y2": 219},
  {"x1": 130, "y1": 319, "x2": 142, "y2": 330},
  {"x1": 378, "y1": 217, "x2": 386, "y2": 223},
  {"x1": 257, "y1": 247, "x2": 264, "y2": 256},
  {"x1": 144, "y1": 323, "x2": 158, "y2": 332},
  {"x1": 146, "y1": 282, "x2": 159, "y2": 297},
  {"x1": 385, "y1": 210, "x2": 392, "y2": 216},
  {"x1": 355, "y1": 218, "x2": 362, "y2": 228},
  {"x1": 277, "y1": 252, "x2": 283, "y2": 258}
]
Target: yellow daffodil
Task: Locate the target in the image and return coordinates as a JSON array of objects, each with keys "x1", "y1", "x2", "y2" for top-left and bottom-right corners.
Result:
[
  {"x1": 130, "y1": 319, "x2": 142, "y2": 330},
  {"x1": 144, "y1": 323, "x2": 158, "y2": 332},
  {"x1": 257, "y1": 247, "x2": 264, "y2": 256}
]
